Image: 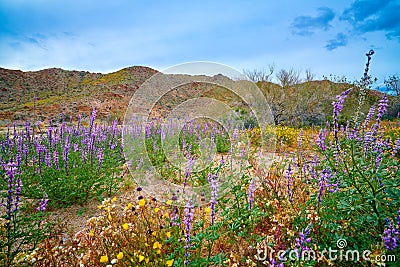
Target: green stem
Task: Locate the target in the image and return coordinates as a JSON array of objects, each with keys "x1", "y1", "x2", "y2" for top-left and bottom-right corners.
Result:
[{"x1": 350, "y1": 142, "x2": 383, "y2": 231}]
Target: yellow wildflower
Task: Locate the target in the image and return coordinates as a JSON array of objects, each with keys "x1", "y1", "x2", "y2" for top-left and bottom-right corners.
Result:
[
  {"x1": 166, "y1": 259, "x2": 174, "y2": 266},
  {"x1": 138, "y1": 255, "x2": 145, "y2": 262},
  {"x1": 154, "y1": 207, "x2": 160, "y2": 213},
  {"x1": 89, "y1": 230, "x2": 94, "y2": 237},
  {"x1": 138, "y1": 199, "x2": 146, "y2": 207},
  {"x1": 100, "y1": 255, "x2": 108, "y2": 263},
  {"x1": 166, "y1": 231, "x2": 171, "y2": 238},
  {"x1": 166, "y1": 200, "x2": 172, "y2": 205},
  {"x1": 124, "y1": 203, "x2": 132, "y2": 211},
  {"x1": 108, "y1": 214, "x2": 112, "y2": 221},
  {"x1": 117, "y1": 252, "x2": 123, "y2": 260},
  {"x1": 112, "y1": 197, "x2": 117, "y2": 202},
  {"x1": 122, "y1": 223, "x2": 129, "y2": 230},
  {"x1": 152, "y1": 231, "x2": 157, "y2": 236},
  {"x1": 163, "y1": 212, "x2": 169, "y2": 219},
  {"x1": 205, "y1": 207, "x2": 211, "y2": 215},
  {"x1": 153, "y1": 241, "x2": 162, "y2": 249}
]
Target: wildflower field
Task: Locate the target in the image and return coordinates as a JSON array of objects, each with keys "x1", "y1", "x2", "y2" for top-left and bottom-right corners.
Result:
[{"x1": 1, "y1": 63, "x2": 400, "y2": 266}]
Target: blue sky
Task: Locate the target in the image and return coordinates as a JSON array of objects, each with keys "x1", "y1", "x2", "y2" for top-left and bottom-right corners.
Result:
[{"x1": 0, "y1": 0, "x2": 399, "y2": 85}]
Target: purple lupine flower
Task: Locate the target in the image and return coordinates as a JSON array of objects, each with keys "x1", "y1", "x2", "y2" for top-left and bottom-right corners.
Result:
[
  {"x1": 375, "y1": 153, "x2": 382, "y2": 169},
  {"x1": 233, "y1": 128, "x2": 239, "y2": 140},
  {"x1": 4, "y1": 161, "x2": 22, "y2": 215},
  {"x1": 248, "y1": 178, "x2": 256, "y2": 210},
  {"x1": 183, "y1": 158, "x2": 195, "y2": 192},
  {"x1": 5, "y1": 162, "x2": 16, "y2": 218},
  {"x1": 186, "y1": 144, "x2": 192, "y2": 160},
  {"x1": 384, "y1": 136, "x2": 391, "y2": 150},
  {"x1": 393, "y1": 138, "x2": 400, "y2": 155},
  {"x1": 220, "y1": 156, "x2": 225, "y2": 165},
  {"x1": 295, "y1": 224, "x2": 312, "y2": 259},
  {"x1": 119, "y1": 137, "x2": 124, "y2": 157},
  {"x1": 182, "y1": 139, "x2": 187, "y2": 158},
  {"x1": 59, "y1": 122, "x2": 65, "y2": 140},
  {"x1": 332, "y1": 89, "x2": 351, "y2": 149},
  {"x1": 349, "y1": 125, "x2": 360, "y2": 141},
  {"x1": 14, "y1": 175, "x2": 22, "y2": 213},
  {"x1": 45, "y1": 151, "x2": 51, "y2": 168},
  {"x1": 13, "y1": 121, "x2": 17, "y2": 138},
  {"x1": 269, "y1": 258, "x2": 284, "y2": 267},
  {"x1": 47, "y1": 125, "x2": 53, "y2": 148},
  {"x1": 53, "y1": 150, "x2": 59, "y2": 170},
  {"x1": 16, "y1": 148, "x2": 22, "y2": 168},
  {"x1": 89, "y1": 132, "x2": 96, "y2": 166},
  {"x1": 315, "y1": 129, "x2": 327, "y2": 151},
  {"x1": 207, "y1": 131, "x2": 216, "y2": 161},
  {"x1": 309, "y1": 156, "x2": 319, "y2": 181},
  {"x1": 37, "y1": 193, "x2": 49, "y2": 212},
  {"x1": 25, "y1": 121, "x2": 31, "y2": 142},
  {"x1": 24, "y1": 142, "x2": 29, "y2": 165},
  {"x1": 97, "y1": 147, "x2": 104, "y2": 171},
  {"x1": 209, "y1": 173, "x2": 219, "y2": 225},
  {"x1": 363, "y1": 130, "x2": 375, "y2": 153},
  {"x1": 382, "y1": 218, "x2": 399, "y2": 251},
  {"x1": 5, "y1": 126, "x2": 10, "y2": 152},
  {"x1": 89, "y1": 108, "x2": 97, "y2": 134},
  {"x1": 317, "y1": 170, "x2": 329, "y2": 204},
  {"x1": 285, "y1": 165, "x2": 293, "y2": 204},
  {"x1": 363, "y1": 104, "x2": 376, "y2": 128},
  {"x1": 377, "y1": 95, "x2": 389, "y2": 123},
  {"x1": 145, "y1": 125, "x2": 151, "y2": 138},
  {"x1": 183, "y1": 200, "x2": 194, "y2": 266},
  {"x1": 345, "y1": 120, "x2": 351, "y2": 139},
  {"x1": 170, "y1": 206, "x2": 180, "y2": 227},
  {"x1": 153, "y1": 139, "x2": 157, "y2": 154},
  {"x1": 63, "y1": 136, "x2": 70, "y2": 175},
  {"x1": 333, "y1": 89, "x2": 351, "y2": 118},
  {"x1": 76, "y1": 114, "x2": 82, "y2": 133},
  {"x1": 80, "y1": 148, "x2": 87, "y2": 164},
  {"x1": 35, "y1": 143, "x2": 45, "y2": 173}
]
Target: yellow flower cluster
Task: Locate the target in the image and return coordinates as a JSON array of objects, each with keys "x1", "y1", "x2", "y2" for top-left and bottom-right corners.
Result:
[{"x1": 31, "y1": 194, "x2": 179, "y2": 266}]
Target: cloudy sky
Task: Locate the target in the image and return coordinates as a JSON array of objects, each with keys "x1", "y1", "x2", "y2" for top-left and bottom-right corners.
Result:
[{"x1": 0, "y1": 0, "x2": 399, "y2": 85}]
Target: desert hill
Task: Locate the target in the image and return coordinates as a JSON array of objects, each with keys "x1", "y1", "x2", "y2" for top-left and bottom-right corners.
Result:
[{"x1": 0, "y1": 66, "x2": 392, "y2": 127}]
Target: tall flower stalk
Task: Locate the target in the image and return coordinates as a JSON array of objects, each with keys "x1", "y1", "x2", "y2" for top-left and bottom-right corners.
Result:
[
  {"x1": 209, "y1": 173, "x2": 218, "y2": 225},
  {"x1": 285, "y1": 165, "x2": 293, "y2": 204},
  {"x1": 353, "y1": 49, "x2": 375, "y2": 124},
  {"x1": 183, "y1": 200, "x2": 194, "y2": 266},
  {"x1": 248, "y1": 178, "x2": 256, "y2": 210},
  {"x1": 332, "y1": 88, "x2": 351, "y2": 151}
]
